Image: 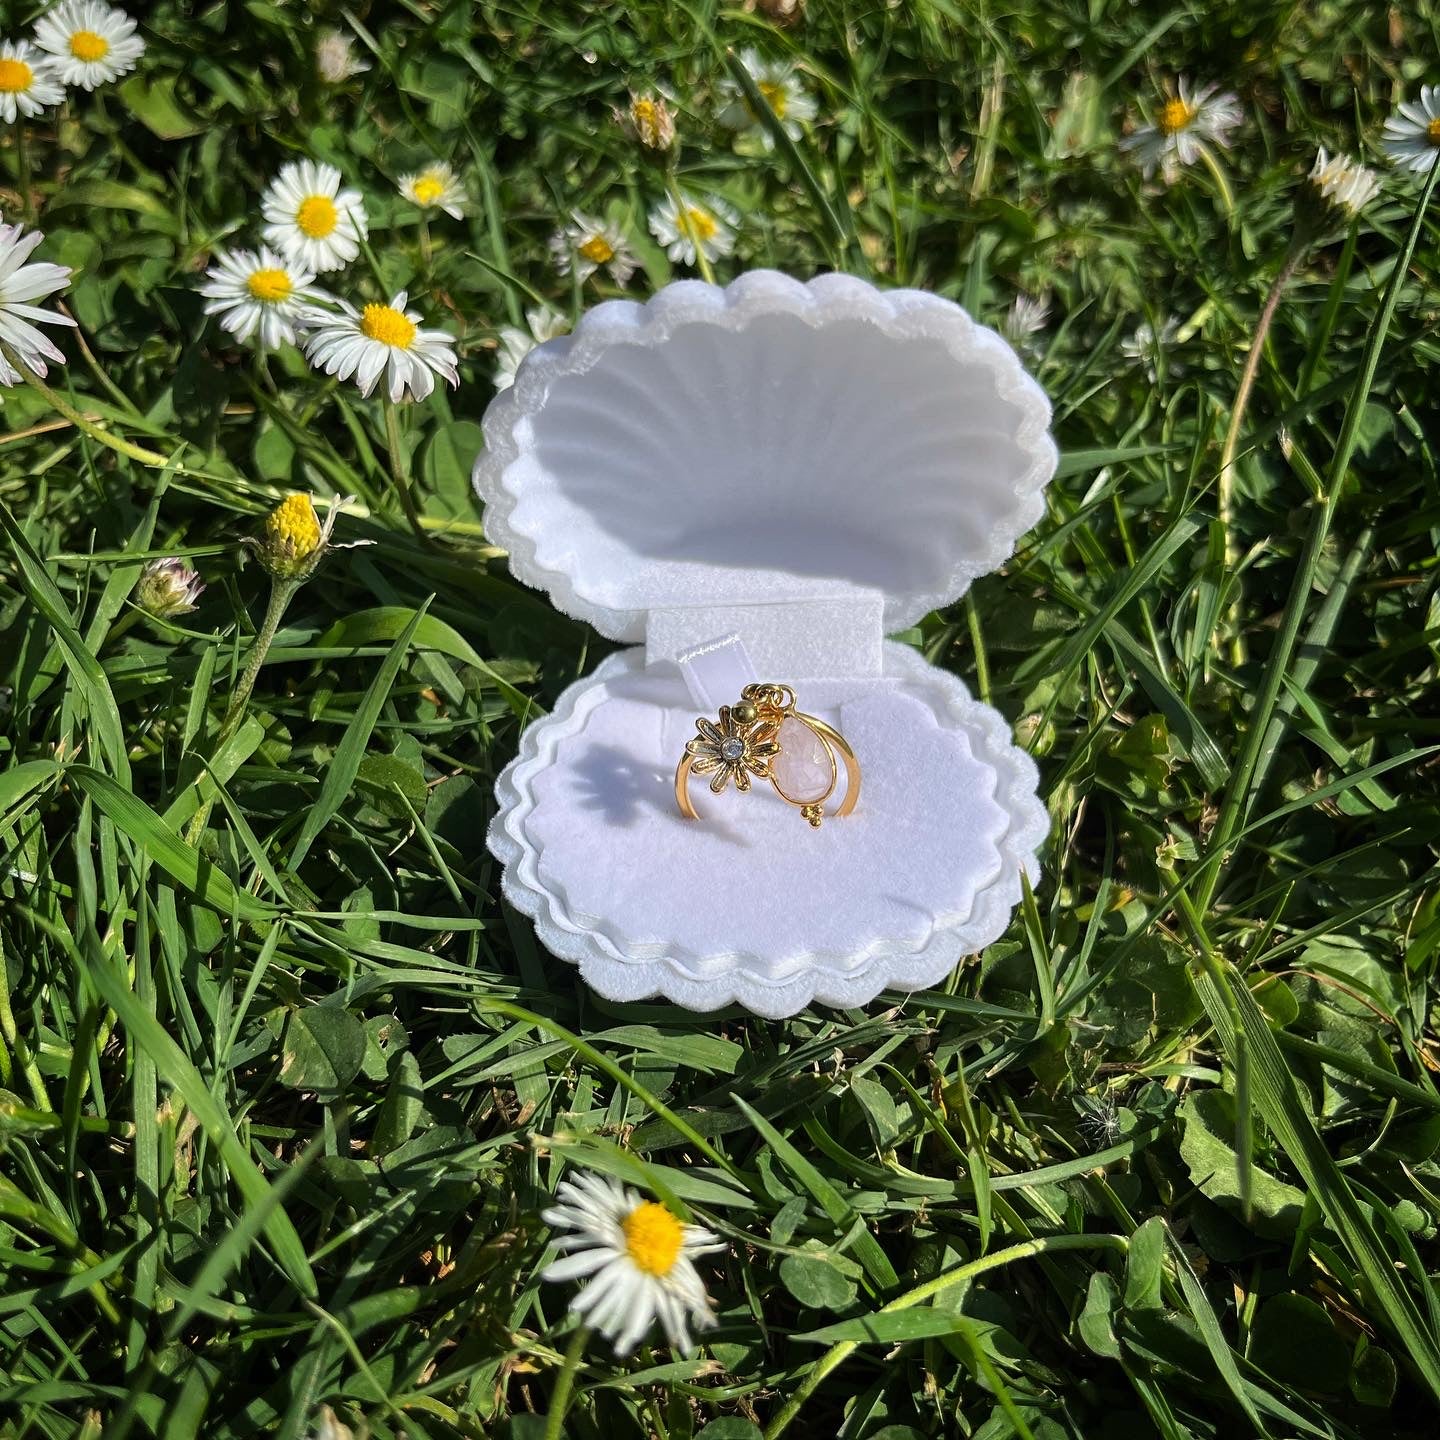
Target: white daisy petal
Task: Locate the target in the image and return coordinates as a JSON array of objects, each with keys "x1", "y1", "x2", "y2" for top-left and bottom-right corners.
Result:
[
  {"x1": 549, "y1": 211, "x2": 638, "y2": 288},
  {"x1": 1124, "y1": 77, "x2": 1242, "y2": 182},
  {"x1": 716, "y1": 47, "x2": 817, "y2": 149},
  {"x1": 492, "y1": 304, "x2": 568, "y2": 391},
  {"x1": 647, "y1": 192, "x2": 738, "y2": 268},
  {"x1": 300, "y1": 291, "x2": 458, "y2": 404},
  {"x1": 1305, "y1": 148, "x2": 1380, "y2": 223},
  {"x1": 538, "y1": 1165, "x2": 722, "y2": 1356},
  {"x1": 198, "y1": 246, "x2": 322, "y2": 352},
  {"x1": 542, "y1": 1249, "x2": 615, "y2": 1284},
  {"x1": 32, "y1": 1, "x2": 144, "y2": 90},
  {"x1": 260, "y1": 160, "x2": 369, "y2": 274},
  {"x1": 315, "y1": 26, "x2": 369, "y2": 84},
  {"x1": 398, "y1": 162, "x2": 467, "y2": 220},
  {"x1": 0, "y1": 220, "x2": 73, "y2": 386},
  {"x1": 0, "y1": 39, "x2": 65, "y2": 120},
  {"x1": 1381, "y1": 87, "x2": 1440, "y2": 174}
]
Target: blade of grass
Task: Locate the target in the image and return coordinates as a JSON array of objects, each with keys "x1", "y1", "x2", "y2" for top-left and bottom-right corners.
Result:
[
  {"x1": 0, "y1": 494, "x2": 130, "y2": 783},
  {"x1": 288, "y1": 600, "x2": 428, "y2": 868},
  {"x1": 1191, "y1": 946, "x2": 1440, "y2": 1403},
  {"x1": 1195, "y1": 159, "x2": 1440, "y2": 914},
  {"x1": 80, "y1": 936, "x2": 317, "y2": 1299},
  {"x1": 67, "y1": 767, "x2": 277, "y2": 924}
]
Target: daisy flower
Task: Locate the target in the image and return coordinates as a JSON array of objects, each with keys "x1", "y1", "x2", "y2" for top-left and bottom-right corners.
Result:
[
  {"x1": 33, "y1": 1, "x2": 145, "y2": 91},
  {"x1": 549, "y1": 212, "x2": 638, "y2": 287},
  {"x1": 261, "y1": 160, "x2": 368, "y2": 274},
  {"x1": 1121, "y1": 78, "x2": 1243, "y2": 181},
  {"x1": 717, "y1": 48, "x2": 817, "y2": 148},
  {"x1": 0, "y1": 221, "x2": 75, "y2": 387},
  {"x1": 199, "y1": 247, "x2": 325, "y2": 351},
  {"x1": 1301, "y1": 148, "x2": 1380, "y2": 227},
  {"x1": 0, "y1": 40, "x2": 64, "y2": 123},
  {"x1": 626, "y1": 91, "x2": 676, "y2": 152},
  {"x1": 493, "y1": 305, "x2": 569, "y2": 391},
  {"x1": 398, "y1": 162, "x2": 466, "y2": 221},
  {"x1": 251, "y1": 492, "x2": 368, "y2": 582},
  {"x1": 1381, "y1": 86, "x2": 1440, "y2": 174},
  {"x1": 648, "y1": 193, "x2": 738, "y2": 267},
  {"x1": 301, "y1": 291, "x2": 458, "y2": 404},
  {"x1": 541, "y1": 1170, "x2": 723, "y2": 1355},
  {"x1": 1120, "y1": 316, "x2": 1181, "y2": 384},
  {"x1": 315, "y1": 26, "x2": 369, "y2": 84}
]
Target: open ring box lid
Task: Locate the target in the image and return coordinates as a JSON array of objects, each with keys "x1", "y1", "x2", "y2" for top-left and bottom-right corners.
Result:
[{"x1": 474, "y1": 271, "x2": 1056, "y2": 1017}]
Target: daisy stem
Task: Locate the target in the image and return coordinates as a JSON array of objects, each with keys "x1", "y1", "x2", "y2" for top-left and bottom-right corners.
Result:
[
  {"x1": 185, "y1": 577, "x2": 299, "y2": 845},
  {"x1": 15, "y1": 121, "x2": 33, "y2": 225},
  {"x1": 542, "y1": 1324, "x2": 591, "y2": 1440},
  {"x1": 1218, "y1": 237, "x2": 1309, "y2": 513},
  {"x1": 1214, "y1": 236, "x2": 1309, "y2": 659},
  {"x1": 419, "y1": 215, "x2": 432, "y2": 271},
  {"x1": 4, "y1": 348, "x2": 182, "y2": 471},
  {"x1": 59, "y1": 303, "x2": 147, "y2": 419},
  {"x1": 1196, "y1": 142, "x2": 1235, "y2": 219},
  {"x1": 381, "y1": 396, "x2": 430, "y2": 545}
]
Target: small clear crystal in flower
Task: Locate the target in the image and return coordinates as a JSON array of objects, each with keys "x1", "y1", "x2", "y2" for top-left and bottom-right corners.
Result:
[{"x1": 720, "y1": 736, "x2": 746, "y2": 762}]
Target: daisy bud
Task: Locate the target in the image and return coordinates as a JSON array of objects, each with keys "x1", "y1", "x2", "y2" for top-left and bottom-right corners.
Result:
[
  {"x1": 315, "y1": 27, "x2": 369, "y2": 85},
  {"x1": 258, "y1": 493, "x2": 324, "y2": 580},
  {"x1": 627, "y1": 92, "x2": 676, "y2": 152},
  {"x1": 750, "y1": 0, "x2": 806, "y2": 24},
  {"x1": 312, "y1": 1406, "x2": 354, "y2": 1440},
  {"x1": 135, "y1": 557, "x2": 205, "y2": 619},
  {"x1": 1296, "y1": 148, "x2": 1381, "y2": 236}
]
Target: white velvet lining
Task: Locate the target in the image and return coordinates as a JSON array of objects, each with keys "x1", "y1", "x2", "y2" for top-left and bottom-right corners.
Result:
[
  {"x1": 648, "y1": 592, "x2": 885, "y2": 680},
  {"x1": 673, "y1": 634, "x2": 760, "y2": 712},
  {"x1": 488, "y1": 644, "x2": 1049, "y2": 1016},
  {"x1": 474, "y1": 271, "x2": 1058, "y2": 642}
]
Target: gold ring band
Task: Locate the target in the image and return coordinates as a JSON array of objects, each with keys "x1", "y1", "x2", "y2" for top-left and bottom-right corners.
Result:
[{"x1": 675, "y1": 682, "x2": 860, "y2": 827}]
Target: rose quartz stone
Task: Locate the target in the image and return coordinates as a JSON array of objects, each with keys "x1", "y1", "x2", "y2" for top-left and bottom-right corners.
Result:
[{"x1": 771, "y1": 716, "x2": 836, "y2": 804}]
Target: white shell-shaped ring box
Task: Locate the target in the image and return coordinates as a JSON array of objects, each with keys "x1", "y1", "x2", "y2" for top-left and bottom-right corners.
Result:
[{"x1": 474, "y1": 271, "x2": 1056, "y2": 1018}]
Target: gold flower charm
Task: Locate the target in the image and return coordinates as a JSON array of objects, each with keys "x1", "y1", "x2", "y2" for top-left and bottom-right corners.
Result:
[
  {"x1": 676, "y1": 683, "x2": 860, "y2": 827},
  {"x1": 684, "y1": 701, "x2": 780, "y2": 794}
]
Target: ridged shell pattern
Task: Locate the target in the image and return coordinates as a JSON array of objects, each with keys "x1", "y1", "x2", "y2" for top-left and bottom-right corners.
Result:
[
  {"x1": 473, "y1": 271, "x2": 1059, "y2": 642},
  {"x1": 488, "y1": 643, "x2": 1050, "y2": 1017}
]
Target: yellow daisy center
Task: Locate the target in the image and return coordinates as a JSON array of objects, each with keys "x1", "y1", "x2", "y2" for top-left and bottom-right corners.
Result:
[
  {"x1": 412, "y1": 174, "x2": 446, "y2": 205},
  {"x1": 622, "y1": 1202, "x2": 684, "y2": 1277},
  {"x1": 296, "y1": 194, "x2": 338, "y2": 239},
  {"x1": 69, "y1": 30, "x2": 110, "y2": 63},
  {"x1": 679, "y1": 207, "x2": 718, "y2": 243},
  {"x1": 1158, "y1": 98, "x2": 1196, "y2": 135},
  {"x1": 759, "y1": 80, "x2": 788, "y2": 120},
  {"x1": 246, "y1": 268, "x2": 293, "y2": 304},
  {"x1": 634, "y1": 97, "x2": 658, "y2": 127},
  {"x1": 578, "y1": 234, "x2": 616, "y2": 265},
  {"x1": 265, "y1": 494, "x2": 321, "y2": 561},
  {"x1": 0, "y1": 58, "x2": 34, "y2": 93},
  {"x1": 1428, "y1": 116, "x2": 1440, "y2": 146},
  {"x1": 360, "y1": 303, "x2": 416, "y2": 349}
]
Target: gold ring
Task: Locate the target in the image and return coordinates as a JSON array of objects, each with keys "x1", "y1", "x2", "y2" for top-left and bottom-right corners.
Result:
[{"x1": 675, "y1": 682, "x2": 860, "y2": 828}]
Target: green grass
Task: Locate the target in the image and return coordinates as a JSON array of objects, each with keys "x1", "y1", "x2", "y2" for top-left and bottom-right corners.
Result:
[{"x1": 4, "y1": 1, "x2": 1440, "y2": 1437}]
